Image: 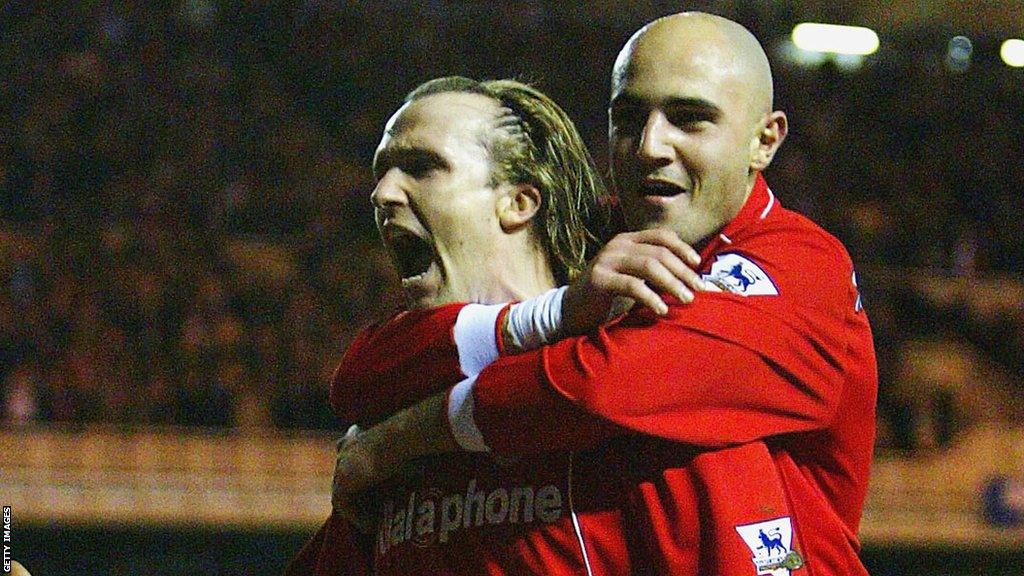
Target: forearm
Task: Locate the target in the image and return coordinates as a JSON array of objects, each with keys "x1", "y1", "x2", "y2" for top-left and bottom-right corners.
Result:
[
  {"x1": 365, "y1": 297, "x2": 842, "y2": 460},
  {"x1": 447, "y1": 357, "x2": 627, "y2": 456},
  {"x1": 333, "y1": 391, "x2": 458, "y2": 506},
  {"x1": 373, "y1": 391, "x2": 458, "y2": 464},
  {"x1": 330, "y1": 304, "x2": 468, "y2": 424},
  {"x1": 469, "y1": 295, "x2": 847, "y2": 453}
]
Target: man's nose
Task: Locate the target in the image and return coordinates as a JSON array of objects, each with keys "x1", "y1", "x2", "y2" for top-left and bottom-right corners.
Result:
[
  {"x1": 636, "y1": 110, "x2": 675, "y2": 166},
  {"x1": 370, "y1": 169, "x2": 408, "y2": 209}
]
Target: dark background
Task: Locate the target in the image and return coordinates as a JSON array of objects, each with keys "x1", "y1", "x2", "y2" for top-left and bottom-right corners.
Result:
[
  {"x1": 3, "y1": 1, "x2": 1024, "y2": 574},
  {"x1": 2, "y1": 1, "x2": 1023, "y2": 438}
]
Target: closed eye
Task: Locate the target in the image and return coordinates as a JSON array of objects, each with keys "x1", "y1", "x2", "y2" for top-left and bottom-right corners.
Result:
[
  {"x1": 373, "y1": 147, "x2": 449, "y2": 180},
  {"x1": 402, "y1": 155, "x2": 442, "y2": 178}
]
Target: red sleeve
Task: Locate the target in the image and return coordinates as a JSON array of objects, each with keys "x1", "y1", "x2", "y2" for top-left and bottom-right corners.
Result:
[
  {"x1": 473, "y1": 236, "x2": 863, "y2": 456},
  {"x1": 330, "y1": 304, "x2": 467, "y2": 424},
  {"x1": 459, "y1": 348, "x2": 628, "y2": 452}
]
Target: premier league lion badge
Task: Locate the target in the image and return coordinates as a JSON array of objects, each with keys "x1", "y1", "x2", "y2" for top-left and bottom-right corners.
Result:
[
  {"x1": 701, "y1": 253, "x2": 779, "y2": 296},
  {"x1": 735, "y1": 517, "x2": 804, "y2": 575}
]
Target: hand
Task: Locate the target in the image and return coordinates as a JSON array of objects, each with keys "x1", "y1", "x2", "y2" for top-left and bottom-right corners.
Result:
[
  {"x1": 563, "y1": 229, "x2": 706, "y2": 334},
  {"x1": 332, "y1": 424, "x2": 395, "y2": 533},
  {"x1": 331, "y1": 394, "x2": 458, "y2": 531}
]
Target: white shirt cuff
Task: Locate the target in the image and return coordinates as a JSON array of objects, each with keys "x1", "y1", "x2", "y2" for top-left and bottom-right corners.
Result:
[
  {"x1": 453, "y1": 303, "x2": 505, "y2": 378},
  {"x1": 446, "y1": 376, "x2": 489, "y2": 452},
  {"x1": 505, "y1": 286, "x2": 566, "y2": 352}
]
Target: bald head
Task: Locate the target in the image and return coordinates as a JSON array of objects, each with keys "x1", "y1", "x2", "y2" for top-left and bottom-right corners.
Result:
[
  {"x1": 606, "y1": 11, "x2": 788, "y2": 244},
  {"x1": 613, "y1": 12, "x2": 774, "y2": 122}
]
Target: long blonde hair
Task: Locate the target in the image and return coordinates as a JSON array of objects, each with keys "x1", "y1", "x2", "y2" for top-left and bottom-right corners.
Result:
[{"x1": 405, "y1": 76, "x2": 614, "y2": 283}]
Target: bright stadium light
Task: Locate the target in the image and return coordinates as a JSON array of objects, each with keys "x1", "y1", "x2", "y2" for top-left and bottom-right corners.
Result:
[
  {"x1": 1001, "y1": 39, "x2": 1024, "y2": 67},
  {"x1": 776, "y1": 39, "x2": 828, "y2": 67},
  {"x1": 791, "y1": 23, "x2": 880, "y2": 56},
  {"x1": 833, "y1": 53, "x2": 865, "y2": 71}
]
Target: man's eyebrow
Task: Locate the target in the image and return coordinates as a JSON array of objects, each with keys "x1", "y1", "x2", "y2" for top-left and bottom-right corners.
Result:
[
  {"x1": 611, "y1": 93, "x2": 723, "y2": 118},
  {"x1": 372, "y1": 145, "x2": 449, "y2": 177},
  {"x1": 662, "y1": 96, "x2": 722, "y2": 117}
]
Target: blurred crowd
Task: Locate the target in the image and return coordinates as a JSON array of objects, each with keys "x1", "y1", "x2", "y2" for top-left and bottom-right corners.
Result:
[{"x1": 2, "y1": 3, "x2": 1022, "y2": 446}]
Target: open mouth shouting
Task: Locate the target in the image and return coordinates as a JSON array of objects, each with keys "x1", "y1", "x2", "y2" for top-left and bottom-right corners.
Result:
[{"x1": 381, "y1": 224, "x2": 441, "y2": 294}]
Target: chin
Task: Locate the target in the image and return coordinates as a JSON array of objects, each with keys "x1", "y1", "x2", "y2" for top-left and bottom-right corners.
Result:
[
  {"x1": 405, "y1": 285, "x2": 463, "y2": 310},
  {"x1": 628, "y1": 212, "x2": 674, "y2": 232},
  {"x1": 400, "y1": 284, "x2": 441, "y2": 309}
]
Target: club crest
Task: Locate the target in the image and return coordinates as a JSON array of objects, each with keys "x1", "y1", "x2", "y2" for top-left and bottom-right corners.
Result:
[
  {"x1": 735, "y1": 516, "x2": 804, "y2": 575},
  {"x1": 702, "y1": 253, "x2": 779, "y2": 296}
]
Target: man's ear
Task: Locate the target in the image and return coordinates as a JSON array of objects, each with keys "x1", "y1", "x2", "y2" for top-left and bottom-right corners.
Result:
[
  {"x1": 749, "y1": 111, "x2": 788, "y2": 172},
  {"x1": 497, "y1": 183, "x2": 542, "y2": 232}
]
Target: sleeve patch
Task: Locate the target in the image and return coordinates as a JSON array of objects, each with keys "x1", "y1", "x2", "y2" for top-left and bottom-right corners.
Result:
[
  {"x1": 701, "y1": 253, "x2": 779, "y2": 296},
  {"x1": 735, "y1": 516, "x2": 804, "y2": 574}
]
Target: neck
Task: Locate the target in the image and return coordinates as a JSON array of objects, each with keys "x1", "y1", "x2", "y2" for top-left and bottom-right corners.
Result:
[
  {"x1": 465, "y1": 248, "x2": 557, "y2": 304},
  {"x1": 406, "y1": 239, "x2": 558, "y2": 309}
]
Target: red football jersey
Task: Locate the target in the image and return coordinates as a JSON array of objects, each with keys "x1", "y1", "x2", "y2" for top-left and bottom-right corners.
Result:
[
  {"x1": 463, "y1": 175, "x2": 877, "y2": 575},
  {"x1": 287, "y1": 175, "x2": 876, "y2": 576},
  {"x1": 288, "y1": 306, "x2": 634, "y2": 576}
]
